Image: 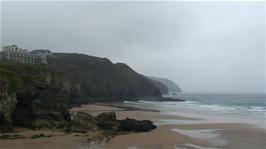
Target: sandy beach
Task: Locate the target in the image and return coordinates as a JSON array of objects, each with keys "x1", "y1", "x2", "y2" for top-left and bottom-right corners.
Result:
[{"x1": 1, "y1": 103, "x2": 265, "y2": 149}]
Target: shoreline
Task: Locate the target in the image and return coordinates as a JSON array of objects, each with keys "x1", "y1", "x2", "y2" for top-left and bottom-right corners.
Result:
[{"x1": 1, "y1": 103, "x2": 265, "y2": 149}]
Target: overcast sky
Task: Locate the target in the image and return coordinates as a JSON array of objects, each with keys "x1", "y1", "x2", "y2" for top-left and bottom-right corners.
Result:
[{"x1": 1, "y1": 1, "x2": 265, "y2": 93}]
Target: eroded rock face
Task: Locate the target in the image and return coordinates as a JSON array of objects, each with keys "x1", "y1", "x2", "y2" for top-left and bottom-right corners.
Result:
[
  {"x1": 14, "y1": 85, "x2": 37, "y2": 127},
  {"x1": 0, "y1": 80, "x2": 17, "y2": 133},
  {"x1": 14, "y1": 84, "x2": 71, "y2": 130}
]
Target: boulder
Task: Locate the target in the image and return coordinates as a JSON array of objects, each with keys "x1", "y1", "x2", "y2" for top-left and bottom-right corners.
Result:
[
  {"x1": 96, "y1": 112, "x2": 120, "y2": 130},
  {"x1": 96, "y1": 111, "x2": 116, "y2": 121},
  {"x1": 119, "y1": 118, "x2": 157, "y2": 132},
  {"x1": 97, "y1": 120, "x2": 120, "y2": 131},
  {"x1": 70, "y1": 112, "x2": 99, "y2": 132}
]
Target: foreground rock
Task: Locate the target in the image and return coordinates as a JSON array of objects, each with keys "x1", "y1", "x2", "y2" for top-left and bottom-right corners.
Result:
[
  {"x1": 119, "y1": 118, "x2": 157, "y2": 132},
  {"x1": 70, "y1": 112, "x2": 157, "y2": 133},
  {"x1": 70, "y1": 112, "x2": 99, "y2": 132},
  {"x1": 96, "y1": 112, "x2": 120, "y2": 130}
]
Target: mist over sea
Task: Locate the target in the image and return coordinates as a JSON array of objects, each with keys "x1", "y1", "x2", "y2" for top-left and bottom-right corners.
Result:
[{"x1": 124, "y1": 93, "x2": 266, "y2": 127}]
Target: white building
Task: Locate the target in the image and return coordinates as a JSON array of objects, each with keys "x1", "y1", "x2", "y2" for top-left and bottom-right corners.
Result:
[
  {"x1": 31, "y1": 49, "x2": 52, "y2": 64},
  {"x1": 1, "y1": 45, "x2": 51, "y2": 64}
]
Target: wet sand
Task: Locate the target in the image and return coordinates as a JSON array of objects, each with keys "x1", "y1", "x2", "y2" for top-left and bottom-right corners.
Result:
[
  {"x1": 110, "y1": 123, "x2": 265, "y2": 149},
  {"x1": 1, "y1": 103, "x2": 265, "y2": 149}
]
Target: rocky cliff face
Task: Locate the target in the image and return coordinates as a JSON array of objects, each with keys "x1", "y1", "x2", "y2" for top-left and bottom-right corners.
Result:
[
  {"x1": 149, "y1": 79, "x2": 169, "y2": 95},
  {"x1": 0, "y1": 53, "x2": 161, "y2": 132},
  {"x1": 149, "y1": 77, "x2": 182, "y2": 93},
  {"x1": 0, "y1": 80, "x2": 17, "y2": 132},
  {"x1": 48, "y1": 53, "x2": 161, "y2": 102}
]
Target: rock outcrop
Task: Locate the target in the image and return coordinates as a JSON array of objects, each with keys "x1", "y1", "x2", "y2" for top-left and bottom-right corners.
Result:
[
  {"x1": 70, "y1": 112, "x2": 157, "y2": 132},
  {"x1": 71, "y1": 112, "x2": 99, "y2": 132},
  {"x1": 119, "y1": 118, "x2": 157, "y2": 132},
  {"x1": 96, "y1": 112, "x2": 120, "y2": 130}
]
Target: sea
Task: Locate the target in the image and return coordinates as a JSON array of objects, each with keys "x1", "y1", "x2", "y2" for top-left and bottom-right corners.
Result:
[{"x1": 123, "y1": 93, "x2": 266, "y2": 128}]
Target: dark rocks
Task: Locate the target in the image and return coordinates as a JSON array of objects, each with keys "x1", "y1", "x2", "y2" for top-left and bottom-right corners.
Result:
[
  {"x1": 31, "y1": 111, "x2": 66, "y2": 129},
  {"x1": 0, "y1": 134, "x2": 24, "y2": 139},
  {"x1": 70, "y1": 121, "x2": 98, "y2": 133},
  {"x1": 34, "y1": 111, "x2": 64, "y2": 122},
  {"x1": 96, "y1": 111, "x2": 116, "y2": 122},
  {"x1": 73, "y1": 112, "x2": 95, "y2": 122},
  {"x1": 14, "y1": 85, "x2": 37, "y2": 127},
  {"x1": 119, "y1": 118, "x2": 157, "y2": 132},
  {"x1": 70, "y1": 112, "x2": 99, "y2": 133},
  {"x1": 31, "y1": 133, "x2": 52, "y2": 139},
  {"x1": 158, "y1": 97, "x2": 185, "y2": 102},
  {"x1": 98, "y1": 120, "x2": 121, "y2": 131},
  {"x1": 11, "y1": 84, "x2": 72, "y2": 130},
  {"x1": 70, "y1": 112, "x2": 157, "y2": 133},
  {"x1": 96, "y1": 112, "x2": 120, "y2": 130}
]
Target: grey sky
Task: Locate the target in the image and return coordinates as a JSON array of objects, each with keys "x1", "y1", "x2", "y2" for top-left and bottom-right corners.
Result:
[{"x1": 1, "y1": 1, "x2": 265, "y2": 93}]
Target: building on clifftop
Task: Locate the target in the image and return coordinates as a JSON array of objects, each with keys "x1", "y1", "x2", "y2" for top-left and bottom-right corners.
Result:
[
  {"x1": 0, "y1": 44, "x2": 51, "y2": 64},
  {"x1": 31, "y1": 49, "x2": 52, "y2": 64}
]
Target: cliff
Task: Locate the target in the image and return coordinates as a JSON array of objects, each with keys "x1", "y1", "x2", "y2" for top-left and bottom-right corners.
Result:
[
  {"x1": 48, "y1": 53, "x2": 161, "y2": 102},
  {"x1": 149, "y1": 79, "x2": 169, "y2": 95},
  {"x1": 149, "y1": 77, "x2": 182, "y2": 93},
  {"x1": 0, "y1": 53, "x2": 161, "y2": 132}
]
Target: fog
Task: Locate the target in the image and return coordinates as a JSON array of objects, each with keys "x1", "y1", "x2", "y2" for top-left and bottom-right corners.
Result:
[{"x1": 1, "y1": 1, "x2": 265, "y2": 93}]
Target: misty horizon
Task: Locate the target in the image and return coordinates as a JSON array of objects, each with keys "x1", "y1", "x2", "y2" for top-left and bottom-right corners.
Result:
[{"x1": 1, "y1": 1, "x2": 265, "y2": 94}]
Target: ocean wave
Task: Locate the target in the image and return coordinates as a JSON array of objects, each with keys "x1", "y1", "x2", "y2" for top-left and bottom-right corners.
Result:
[
  {"x1": 123, "y1": 100, "x2": 152, "y2": 105},
  {"x1": 124, "y1": 99, "x2": 265, "y2": 116},
  {"x1": 138, "y1": 100, "x2": 158, "y2": 104},
  {"x1": 123, "y1": 101, "x2": 140, "y2": 104},
  {"x1": 248, "y1": 106, "x2": 266, "y2": 112}
]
